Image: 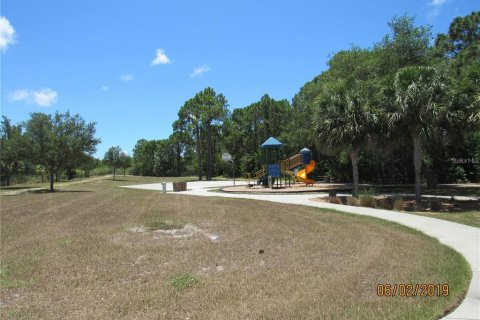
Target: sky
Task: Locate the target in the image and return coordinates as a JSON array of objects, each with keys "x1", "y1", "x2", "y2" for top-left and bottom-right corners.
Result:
[{"x1": 1, "y1": 0, "x2": 478, "y2": 158}]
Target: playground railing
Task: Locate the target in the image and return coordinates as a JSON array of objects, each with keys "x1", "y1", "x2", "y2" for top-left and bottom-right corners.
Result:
[
  {"x1": 288, "y1": 154, "x2": 303, "y2": 169},
  {"x1": 254, "y1": 167, "x2": 266, "y2": 180},
  {"x1": 282, "y1": 170, "x2": 299, "y2": 183},
  {"x1": 318, "y1": 175, "x2": 335, "y2": 183}
]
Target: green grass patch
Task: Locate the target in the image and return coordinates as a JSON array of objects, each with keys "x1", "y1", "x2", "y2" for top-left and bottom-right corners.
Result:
[
  {"x1": 57, "y1": 236, "x2": 81, "y2": 247},
  {"x1": 169, "y1": 273, "x2": 202, "y2": 291},
  {"x1": 409, "y1": 211, "x2": 480, "y2": 228},
  {"x1": 143, "y1": 216, "x2": 186, "y2": 231},
  {"x1": 1, "y1": 309, "x2": 30, "y2": 320},
  {"x1": 0, "y1": 265, "x2": 34, "y2": 289}
]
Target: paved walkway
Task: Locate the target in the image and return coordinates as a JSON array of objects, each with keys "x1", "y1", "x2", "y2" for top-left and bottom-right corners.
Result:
[{"x1": 123, "y1": 180, "x2": 480, "y2": 320}]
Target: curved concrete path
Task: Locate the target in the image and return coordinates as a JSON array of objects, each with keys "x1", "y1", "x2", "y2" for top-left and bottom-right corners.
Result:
[{"x1": 123, "y1": 181, "x2": 480, "y2": 320}]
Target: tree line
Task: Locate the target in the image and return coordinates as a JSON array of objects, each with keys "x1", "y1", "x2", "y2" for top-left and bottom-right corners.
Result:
[{"x1": 131, "y1": 13, "x2": 479, "y2": 200}]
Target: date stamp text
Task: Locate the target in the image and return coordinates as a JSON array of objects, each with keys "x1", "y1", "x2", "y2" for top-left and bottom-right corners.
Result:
[{"x1": 376, "y1": 284, "x2": 449, "y2": 297}]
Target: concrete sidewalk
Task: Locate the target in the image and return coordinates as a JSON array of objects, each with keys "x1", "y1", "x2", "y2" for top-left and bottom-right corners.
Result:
[{"x1": 122, "y1": 180, "x2": 480, "y2": 320}]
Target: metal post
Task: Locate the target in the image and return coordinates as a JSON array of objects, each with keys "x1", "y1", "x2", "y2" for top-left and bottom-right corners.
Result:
[{"x1": 161, "y1": 182, "x2": 166, "y2": 193}]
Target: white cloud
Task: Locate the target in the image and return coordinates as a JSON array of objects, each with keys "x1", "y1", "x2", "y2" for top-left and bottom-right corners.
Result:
[
  {"x1": 190, "y1": 65, "x2": 211, "y2": 78},
  {"x1": 151, "y1": 48, "x2": 171, "y2": 65},
  {"x1": 33, "y1": 89, "x2": 58, "y2": 106},
  {"x1": 431, "y1": 0, "x2": 448, "y2": 5},
  {"x1": 101, "y1": 85, "x2": 108, "y2": 91},
  {"x1": 0, "y1": 16, "x2": 17, "y2": 52},
  {"x1": 8, "y1": 88, "x2": 58, "y2": 106},
  {"x1": 120, "y1": 74, "x2": 133, "y2": 82},
  {"x1": 428, "y1": 0, "x2": 450, "y2": 21},
  {"x1": 8, "y1": 89, "x2": 29, "y2": 101}
]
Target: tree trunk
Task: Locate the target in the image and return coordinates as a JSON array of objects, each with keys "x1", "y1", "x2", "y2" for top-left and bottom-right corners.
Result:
[
  {"x1": 253, "y1": 117, "x2": 258, "y2": 156},
  {"x1": 212, "y1": 139, "x2": 216, "y2": 179},
  {"x1": 412, "y1": 135, "x2": 423, "y2": 202},
  {"x1": 176, "y1": 144, "x2": 181, "y2": 177},
  {"x1": 196, "y1": 125, "x2": 202, "y2": 180},
  {"x1": 206, "y1": 124, "x2": 212, "y2": 180},
  {"x1": 49, "y1": 169, "x2": 55, "y2": 192},
  {"x1": 349, "y1": 150, "x2": 360, "y2": 197},
  {"x1": 113, "y1": 166, "x2": 116, "y2": 180},
  {"x1": 123, "y1": 168, "x2": 126, "y2": 177}
]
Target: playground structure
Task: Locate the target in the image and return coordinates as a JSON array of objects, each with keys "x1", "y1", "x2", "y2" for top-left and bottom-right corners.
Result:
[{"x1": 246, "y1": 137, "x2": 316, "y2": 188}]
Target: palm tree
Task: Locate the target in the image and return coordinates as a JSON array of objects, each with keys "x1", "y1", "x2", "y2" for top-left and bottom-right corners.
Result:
[
  {"x1": 314, "y1": 79, "x2": 377, "y2": 197},
  {"x1": 391, "y1": 66, "x2": 446, "y2": 201}
]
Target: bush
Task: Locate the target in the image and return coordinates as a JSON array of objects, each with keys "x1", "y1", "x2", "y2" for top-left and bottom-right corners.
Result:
[
  {"x1": 90, "y1": 165, "x2": 111, "y2": 176},
  {"x1": 329, "y1": 196, "x2": 342, "y2": 204},
  {"x1": 65, "y1": 169, "x2": 77, "y2": 180},
  {"x1": 359, "y1": 195, "x2": 376, "y2": 208},
  {"x1": 8, "y1": 174, "x2": 42, "y2": 185},
  {"x1": 346, "y1": 196, "x2": 360, "y2": 206},
  {"x1": 393, "y1": 199, "x2": 405, "y2": 211},
  {"x1": 446, "y1": 165, "x2": 468, "y2": 183},
  {"x1": 430, "y1": 199, "x2": 442, "y2": 211},
  {"x1": 374, "y1": 196, "x2": 394, "y2": 210}
]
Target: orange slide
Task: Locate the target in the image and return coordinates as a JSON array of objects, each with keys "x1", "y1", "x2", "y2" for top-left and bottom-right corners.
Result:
[{"x1": 296, "y1": 160, "x2": 315, "y2": 185}]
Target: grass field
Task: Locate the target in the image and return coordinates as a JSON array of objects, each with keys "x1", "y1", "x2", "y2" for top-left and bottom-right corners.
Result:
[
  {"x1": 0, "y1": 176, "x2": 471, "y2": 319},
  {"x1": 409, "y1": 210, "x2": 480, "y2": 228},
  {"x1": 0, "y1": 175, "x2": 196, "y2": 192}
]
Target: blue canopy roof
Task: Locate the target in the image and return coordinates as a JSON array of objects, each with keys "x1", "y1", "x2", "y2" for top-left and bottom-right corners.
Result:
[{"x1": 260, "y1": 137, "x2": 283, "y2": 149}]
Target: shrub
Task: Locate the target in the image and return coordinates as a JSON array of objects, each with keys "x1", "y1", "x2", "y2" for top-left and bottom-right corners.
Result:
[
  {"x1": 347, "y1": 196, "x2": 360, "y2": 206},
  {"x1": 359, "y1": 195, "x2": 376, "y2": 208},
  {"x1": 90, "y1": 165, "x2": 111, "y2": 176},
  {"x1": 65, "y1": 169, "x2": 77, "y2": 180},
  {"x1": 430, "y1": 199, "x2": 442, "y2": 211},
  {"x1": 329, "y1": 196, "x2": 342, "y2": 204},
  {"x1": 374, "y1": 196, "x2": 394, "y2": 210},
  {"x1": 393, "y1": 199, "x2": 405, "y2": 211}
]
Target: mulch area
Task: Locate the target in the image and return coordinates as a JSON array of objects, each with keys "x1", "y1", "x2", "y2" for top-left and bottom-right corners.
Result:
[
  {"x1": 312, "y1": 195, "x2": 479, "y2": 212},
  {"x1": 221, "y1": 183, "x2": 352, "y2": 193}
]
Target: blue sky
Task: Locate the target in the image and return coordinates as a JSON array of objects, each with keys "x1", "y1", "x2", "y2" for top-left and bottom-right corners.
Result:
[{"x1": 1, "y1": 0, "x2": 478, "y2": 158}]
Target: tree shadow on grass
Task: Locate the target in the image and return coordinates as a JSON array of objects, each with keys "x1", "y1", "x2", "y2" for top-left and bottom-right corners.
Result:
[
  {"x1": 30, "y1": 189, "x2": 92, "y2": 194},
  {"x1": 0, "y1": 186, "x2": 40, "y2": 190}
]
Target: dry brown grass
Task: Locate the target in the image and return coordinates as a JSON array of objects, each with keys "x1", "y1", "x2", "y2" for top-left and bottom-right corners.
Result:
[{"x1": 0, "y1": 176, "x2": 471, "y2": 319}]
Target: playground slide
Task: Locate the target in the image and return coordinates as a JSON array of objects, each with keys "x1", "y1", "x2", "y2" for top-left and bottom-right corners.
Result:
[{"x1": 296, "y1": 160, "x2": 315, "y2": 185}]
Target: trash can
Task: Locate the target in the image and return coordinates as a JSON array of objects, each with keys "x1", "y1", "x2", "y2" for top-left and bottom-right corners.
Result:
[
  {"x1": 173, "y1": 182, "x2": 187, "y2": 192},
  {"x1": 161, "y1": 182, "x2": 167, "y2": 193}
]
